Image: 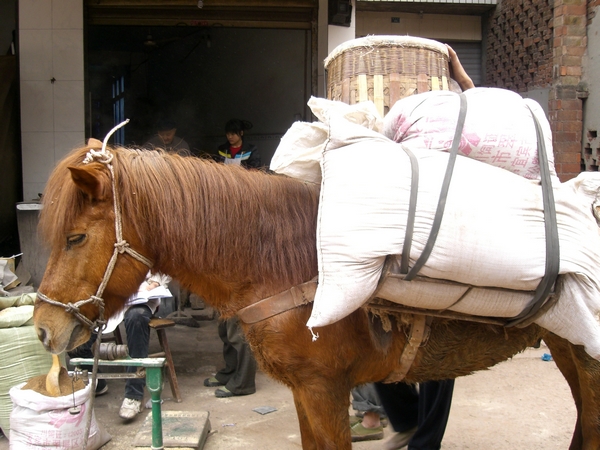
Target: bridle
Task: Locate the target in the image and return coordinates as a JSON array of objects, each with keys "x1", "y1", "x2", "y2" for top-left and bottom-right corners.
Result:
[
  {"x1": 35, "y1": 120, "x2": 155, "y2": 449},
  {"x1": 37, "y1": 119, "x2": 154, "y2": 332}
]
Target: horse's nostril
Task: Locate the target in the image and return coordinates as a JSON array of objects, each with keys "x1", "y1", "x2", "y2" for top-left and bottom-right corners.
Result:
[{"x1": 37, "y1": 328, "x2": 51, "y2": 349}]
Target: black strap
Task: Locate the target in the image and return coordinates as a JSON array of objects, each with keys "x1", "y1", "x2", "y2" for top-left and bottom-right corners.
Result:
[
  {"x1": 403, "y1": 93, "x2": 467, "y2": 281},
  {"x1": 505, "y1": 107, "x2": 560, "y2": 327},
  {"x1": 400, "y1": 146, "x2": 419, "y2": 274}
]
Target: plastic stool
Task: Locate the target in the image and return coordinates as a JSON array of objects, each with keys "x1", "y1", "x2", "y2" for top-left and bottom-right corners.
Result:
[{"x1": 149, "y1": 317, "x2": 182, "y2": 403}]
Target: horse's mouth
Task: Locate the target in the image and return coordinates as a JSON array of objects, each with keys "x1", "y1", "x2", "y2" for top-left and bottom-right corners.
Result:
[
  {"x1": 65, "y1": 322, "x2": 87, "y2": 352},
  {"x1": 36, "y1": 320, "x2": 87, "y2": 354}
]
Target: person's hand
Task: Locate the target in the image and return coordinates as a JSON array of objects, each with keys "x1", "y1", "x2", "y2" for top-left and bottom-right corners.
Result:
[
  {"x1": 144, "y1": 280, "x2": 160, "y2": 291},
  {"x1": 446, "y1": 44, "x2": 475, "y2": 91}
]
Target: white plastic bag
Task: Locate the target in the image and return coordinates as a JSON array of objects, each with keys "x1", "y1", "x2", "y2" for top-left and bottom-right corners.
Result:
[
  {"x1": 9, "y1": 382, "x2": 111, "y2": 449},
  {"x1": 270, "y1": 97, "x2": 384, "y2": 184}
]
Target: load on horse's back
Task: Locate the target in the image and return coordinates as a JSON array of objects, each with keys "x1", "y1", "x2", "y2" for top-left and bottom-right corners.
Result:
[{"x1": 32, "y1": 127, "x2": 600, "y2": 448}]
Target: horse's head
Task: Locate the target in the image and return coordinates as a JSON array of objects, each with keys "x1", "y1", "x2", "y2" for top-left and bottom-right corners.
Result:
[{"x1": 34, "y1": 141, "x2": 152, "y2": 354}]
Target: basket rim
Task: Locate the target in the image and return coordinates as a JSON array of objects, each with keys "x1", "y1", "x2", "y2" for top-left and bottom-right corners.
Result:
[{"x1": 324, "y1": 35, "x2": 449, "y2": 68}]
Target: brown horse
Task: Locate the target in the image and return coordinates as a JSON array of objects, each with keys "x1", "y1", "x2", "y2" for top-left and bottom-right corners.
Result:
[{"x1": 33, "y1": 143, "x2": 600, "y2": 450}]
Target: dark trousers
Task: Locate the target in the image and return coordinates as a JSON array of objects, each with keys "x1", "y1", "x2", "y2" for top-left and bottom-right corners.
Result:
[
  {"x1": 375, "y1": 379, "x2": 455, "y2": 450},
  {"x1": 67, "y1": 304, "x2": 152, "y2": 399},
  {"x1": 215, "y1": 317, "x2": 257, "y2": 395},
  {"x1": 123, "y1": 304, "x2": 152, "y2": 400}
]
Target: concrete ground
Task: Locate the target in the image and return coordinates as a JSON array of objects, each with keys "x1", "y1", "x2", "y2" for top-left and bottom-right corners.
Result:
[{"x1": 0, "y1": 310, "x2": 576, "y2": 449}]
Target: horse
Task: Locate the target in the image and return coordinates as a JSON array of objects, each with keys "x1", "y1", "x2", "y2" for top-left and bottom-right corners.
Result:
[{"x1": 33, "y1": 142, "x2": 600, "y2": 450}]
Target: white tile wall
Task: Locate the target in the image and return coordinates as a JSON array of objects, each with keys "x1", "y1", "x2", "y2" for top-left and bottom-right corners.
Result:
[
  {"x1": 52, "y1": 0, "x2": 83, "y2": 29},
  {"x1": 19, "y1": 0, "x2": 52, "y2": 30},
  {"x1": 53, "y1": 80, "x2": 84, "y2": 131},
  {"x1": 18, "y1": 30, "x2": 53, "y2": 80},
  {"x1": 52, "y1": 29, "x2": 84, "y2": 80},
  {"x1": 54, "y1": 132, "x2": 86, "y2": 160},
  {"x1": 21, "y1": 131, "x2": 55, "y2": 200},
  {"x1": 20, "y1": 80, "x2": 54, "y2": 132},
  {"x1": 19, "y1": 0, "x2": 84, "y2": 200}
]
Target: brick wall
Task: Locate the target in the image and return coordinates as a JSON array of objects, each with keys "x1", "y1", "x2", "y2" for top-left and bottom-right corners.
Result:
[
  {"x1": 486, "y1": 0, "x2": 553, "y2": 90},
  {"x1": 486, "y1": 0, "x2": 587, "y2": 182}
]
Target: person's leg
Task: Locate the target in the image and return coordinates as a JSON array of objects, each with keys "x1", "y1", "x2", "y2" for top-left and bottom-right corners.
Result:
[
  {"x1": 407, "y1": 379, "x2": 455, "y2": 450},
  {"x1": 212, "y1": 318, "x2": 236, "y2": 385},
  {"x1": 351, "y1": 384, "x2": 385, "y2": 441},
  {"x1": 376, "y1": 381, "x2": 419, "y2": 432},
  {"x1": 123, "y1": 304, "x2": 152, "y2": 401},
  {"x1": 376, "y1": 382, "x2": 420, "y2": 450},
  {"x1": 217, "y1": 317, "x2": 256, "y2": 396},
  {"x1": 352, "y1": 383, "x2": 386, "y2": 417}
]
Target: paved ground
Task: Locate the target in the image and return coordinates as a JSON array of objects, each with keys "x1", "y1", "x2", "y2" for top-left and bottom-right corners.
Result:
[{"x1": 0, "y1": 312, "x2": 576, "y2": 449}]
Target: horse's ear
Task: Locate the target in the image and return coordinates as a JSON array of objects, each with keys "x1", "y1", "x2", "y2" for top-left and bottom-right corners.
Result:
[
  {"x1": 87, "y1": 138, "x2": 103, "y2": 149},
  {"x1": 68, "y1": 165, "x2": 110, "y2": 200}
]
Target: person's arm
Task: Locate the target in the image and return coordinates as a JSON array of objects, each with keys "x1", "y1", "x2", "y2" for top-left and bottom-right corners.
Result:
[
  {"x1": 446, "y1": 45, "x2": 475, "y2": 91},
  {"x1": 243, "y1": 144, "x2": 262, "y2": 169}
]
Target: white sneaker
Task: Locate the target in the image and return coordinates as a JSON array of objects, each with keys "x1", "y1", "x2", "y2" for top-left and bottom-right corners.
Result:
[{"x1": 119, "y1": 398, "x2": 143, "y2": 420}]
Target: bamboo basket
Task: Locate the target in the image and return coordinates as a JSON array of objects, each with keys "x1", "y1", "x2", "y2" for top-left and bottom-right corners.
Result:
[{"x1": 324, "y1": 35, "x2": 451, "y2": 117}]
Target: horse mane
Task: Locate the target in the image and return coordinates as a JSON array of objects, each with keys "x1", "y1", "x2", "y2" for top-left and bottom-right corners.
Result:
[{"x1": 40, "y1": 145, "x2": 321, "y2": 294}]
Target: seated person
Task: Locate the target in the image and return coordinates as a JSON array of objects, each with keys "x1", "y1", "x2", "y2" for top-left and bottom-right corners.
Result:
[
  {"x1": 143, "y1": 119, "x2": 190, "y2": 155},
  {"x1": 215, "y1": 118, "x2": 261, "y2": 168},
  {"x1": 68, "y1": 272, "x2": 172, "y2": 421}
]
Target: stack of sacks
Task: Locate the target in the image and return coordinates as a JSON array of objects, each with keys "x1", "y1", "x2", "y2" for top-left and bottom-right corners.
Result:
[
  {"x1": 0, "y1": 294, "x2": 55, "y2": 438},
  {"x1": 271, "y1": 96, "x2": 600, "y2": 361}
]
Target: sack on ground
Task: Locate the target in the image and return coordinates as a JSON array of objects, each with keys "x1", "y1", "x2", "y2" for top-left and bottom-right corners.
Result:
[{"x1": 9, "y1": 382, "x2": 111, "y2": 449}]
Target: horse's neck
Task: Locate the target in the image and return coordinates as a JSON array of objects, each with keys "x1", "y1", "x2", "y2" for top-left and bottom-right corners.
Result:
[{"x1": 137, "y1": 161, "x2": 319, "y2": 312}]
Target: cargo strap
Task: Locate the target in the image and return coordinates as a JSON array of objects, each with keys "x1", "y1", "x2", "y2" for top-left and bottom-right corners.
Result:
[
  {"x1": 505, "y1": 107, "x2": 560, "y2": 327},
  {"x1": 381, "y1": 314, "x2": 430, "y2": 383},
  {"x1": 400, "y1": 93, "x2": 467, "y2": 278},
  {"x1": 396, "y1": 93, "x2": 559, "y2": 327},
  {"x1": 237, "y1": 279, "x2": 317, "y2": 324}
]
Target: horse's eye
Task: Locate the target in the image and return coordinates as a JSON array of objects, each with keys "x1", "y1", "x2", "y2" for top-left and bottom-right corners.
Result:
[{"x1": 66, "y1": 234, "x2": 86, "y2": 249}]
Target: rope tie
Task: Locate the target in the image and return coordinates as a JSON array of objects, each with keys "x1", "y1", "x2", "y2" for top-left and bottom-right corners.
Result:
[
  {"x1": 82, "y1": 149, "x2": 113, "y2": 165},
  {"x1": 63, "y1": 304, "x2": 79, "y2": 314},
  {"x1": 115, "y1": 240, "x2": 129, "y2": 253}
]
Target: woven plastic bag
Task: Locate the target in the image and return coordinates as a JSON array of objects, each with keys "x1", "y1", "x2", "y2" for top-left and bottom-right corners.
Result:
[
  {"x1": 382, "y1": 87, "x2": 557, "y2": 181},
  {"x1": 9, "y1": 382, "x2": 111, "y2": 449}
]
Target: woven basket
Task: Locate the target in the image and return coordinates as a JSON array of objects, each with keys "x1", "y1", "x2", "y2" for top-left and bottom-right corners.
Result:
[{"x1": 324, "y1": 35, "x2": 450, "y2": 116}]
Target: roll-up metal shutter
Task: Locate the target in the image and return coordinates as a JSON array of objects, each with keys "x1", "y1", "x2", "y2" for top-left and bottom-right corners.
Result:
[{"x1": 85, "y1": 0, "x2": 318, "y2": 29}]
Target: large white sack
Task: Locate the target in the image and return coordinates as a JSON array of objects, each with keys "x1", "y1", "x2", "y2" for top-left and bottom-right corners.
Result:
[
  {"x1": 270, "y1": 97, "x2": 383, "y2": 183},
  {"x1": 382, "y1": 88, "x2": 558, "y2": 181},
  {"x1": 9, "y1": 382, "x2": 111, "y2": 449},
  {"x1": 308, "y1": 136, "x2": 600, "y2": 346}
]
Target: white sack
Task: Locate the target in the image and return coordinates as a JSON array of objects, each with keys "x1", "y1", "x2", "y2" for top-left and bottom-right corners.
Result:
[
  {"x1": 270, "y1": 97, "x2": 383, "y2": 183},
  {"x1": 382, "y1": 88, "x2": 558, "y2": 181},
  {"x1": 9, "y1": 383, "x2": 111, "y2": 449},
  {"x1": 308, "y1": 132, "x2": 600, "y2": 357}
]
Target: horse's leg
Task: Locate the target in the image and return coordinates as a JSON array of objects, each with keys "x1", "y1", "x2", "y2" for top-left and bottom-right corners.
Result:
[
  {"x1": 293, "y1": 390, "x2": 318, "y2": 450},
  {"x1": 568, "y1": 342, "x2": 600, "y2": 449},
  {"x1": 543, "y1": 332, "x2": 600, "y2": 450},
  {"x1": 291, "y1": 382, "x2": 353, "y2": 450}
]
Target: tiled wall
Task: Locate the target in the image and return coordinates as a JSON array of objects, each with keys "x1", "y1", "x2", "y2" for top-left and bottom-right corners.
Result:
[
  {"x1": 356, "y1": 11, "x2": 482, "y2": 41},
  {"x1": 19, "y1": 0, "x2": 84, "y2": 202}
]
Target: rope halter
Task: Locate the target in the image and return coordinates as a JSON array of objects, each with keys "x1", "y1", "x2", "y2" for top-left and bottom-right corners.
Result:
[{"x1": 37, "y1": 119, "x2": 154, "y2": 331}]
